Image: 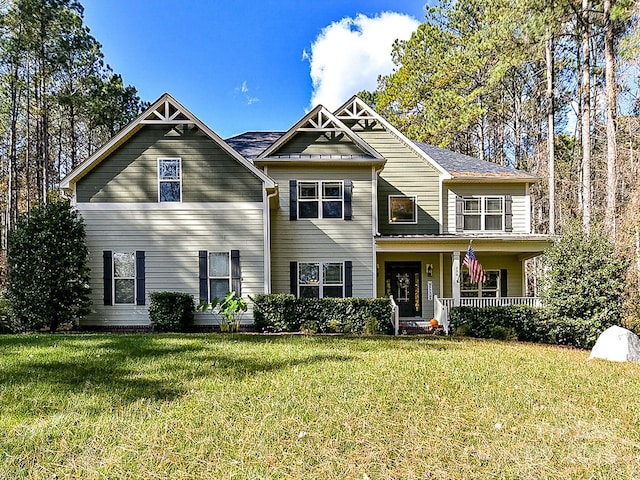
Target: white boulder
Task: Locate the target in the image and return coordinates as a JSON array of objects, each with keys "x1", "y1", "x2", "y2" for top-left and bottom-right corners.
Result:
[{"x1": 589, "y1": 325, "x2": 640, "y2": 363}]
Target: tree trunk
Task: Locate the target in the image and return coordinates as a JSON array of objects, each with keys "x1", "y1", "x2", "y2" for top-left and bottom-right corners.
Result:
[
  {"x1": 546, "y1": 26, "x2": 556, "y2": 235},
  {"x1": 604, "y1": 0, "x2": 617, "y2": 237},
  {"x1": 581, "y1": 0, "x2": 591, "y2": 234}
]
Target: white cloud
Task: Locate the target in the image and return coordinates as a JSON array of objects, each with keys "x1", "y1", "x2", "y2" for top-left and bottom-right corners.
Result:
[
  {"x1": 306, "y1": 12, "x2": 419, "y2": 111},
  {"x1": 235, "y1": 80, "x2": 259, "y2": 105}
]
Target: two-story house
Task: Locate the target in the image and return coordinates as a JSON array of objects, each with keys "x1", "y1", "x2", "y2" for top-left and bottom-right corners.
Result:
[{"x1": 60, "y1": 93, "x2": 550, "y2": 331}]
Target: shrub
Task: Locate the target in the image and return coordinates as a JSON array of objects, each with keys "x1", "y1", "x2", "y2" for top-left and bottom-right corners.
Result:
[
  {"x1": 0, "y1": 296, "x2": 18, "y2": 334},
  {"x1": 540, "y1": 226, "x2": 628, "y2": 331},
  {"x1": 149, "y1": 292, "x2": 195, "y2": 332},
  {"x1": 251, "y1": 295, "x2": 393, "y2": 334},
  {"x1": 448, "y1": 304, "x2": 611, "y2": 349},
  {"x1": 7, "y1": 199, "x2": 91, "y2": 332},
  {"x1": 252, "y1": 294, "x2": 298, "y2": 332}
]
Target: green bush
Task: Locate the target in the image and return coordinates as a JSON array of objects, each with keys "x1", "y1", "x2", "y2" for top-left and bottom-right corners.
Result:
[
  {"x1": 540, "y1": 226, "x2": 628, "y2": 331},
  {"x1": 0, "y1": 296, "x2": 18, "y2": 334},
  {"x1": 252, "y1": 294, "x2": 298, "y2": 332},
  {"x1": 7, "y1": 199, "x2": 91, "y2": 332},
  {"x1": 251, "y1": 295, "x2": 393, "y2": 334},
  {"x1": 149, "y1": 292, "x2": 195, "y2": 332},
  {"x1": 448, "y1": 304, "x2": 612, "y2": 349}
]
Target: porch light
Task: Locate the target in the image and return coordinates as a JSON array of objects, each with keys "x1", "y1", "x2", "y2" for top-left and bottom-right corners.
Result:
[{"x1": 426, "y1": 264, "x2": 433, "y2": 277}]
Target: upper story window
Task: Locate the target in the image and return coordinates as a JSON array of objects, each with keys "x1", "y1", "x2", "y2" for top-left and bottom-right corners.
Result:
[
  {"x1": 462, "y1": 196, "x2": 504, "y2": 231},
  {"x1": 389, "y1": 195, "x2": 417, "y2": 224},
  {"x1": 289, "y1": 180, "x2": 352, "y2": 221},
  {"x1": 158, "y1": 158, "x2": 182, "y2": 202},
  {"x1": 298, "y1": 181, "x2": 343, "y2": 219}
]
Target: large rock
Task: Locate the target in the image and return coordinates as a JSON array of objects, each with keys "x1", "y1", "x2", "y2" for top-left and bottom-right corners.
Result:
[{"x1": 589, "y1": 326, "x2": 640, "y2": 362}]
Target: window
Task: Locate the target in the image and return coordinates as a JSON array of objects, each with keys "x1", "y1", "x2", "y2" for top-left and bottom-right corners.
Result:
[
  {"x1": 298, "y1": 181, "x2": 343, "y2": 219},
  {"x1": 113, "y1": 252, "x2": 135, "y2": 304},
  {"x1": 461, "y1": 270, "x2": 500, "y2": 298},
  {"x1": 389, "y1": 195, "x2": 417, "y2": 224},
  {"x1": 463, "y1": 196, "x2": 503, "y2": 231},
  {"x1": 158, "y1": 158, "x2": 181, "y2": 202},
  {"x1": 208, "y1": 252, "x2": 230, "y2": 301},
  {"x1": 298, "y1": 262, "x2": 344, "y2": 298},
  {"x1": 198, "y1": 250, "x2": 241, "y2": 303}
]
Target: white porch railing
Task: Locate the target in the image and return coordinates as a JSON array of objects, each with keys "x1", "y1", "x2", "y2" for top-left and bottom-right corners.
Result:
[
  {"x1": 434, "y1": 296, "x2": 541, "y2": 335},
  {"x1": 389, "y1": 295, "x2": 400, "y2": 336}
]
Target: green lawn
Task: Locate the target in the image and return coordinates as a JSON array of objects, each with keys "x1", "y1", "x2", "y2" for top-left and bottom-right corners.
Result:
[{"x1": 1, "y1": 334, "x2": 639, "y2": 479}]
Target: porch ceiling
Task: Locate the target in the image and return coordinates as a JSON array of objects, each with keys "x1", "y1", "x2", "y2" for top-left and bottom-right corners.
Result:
[{"x1": 376, "y1": 234, "x2": 553, "y2": 257}]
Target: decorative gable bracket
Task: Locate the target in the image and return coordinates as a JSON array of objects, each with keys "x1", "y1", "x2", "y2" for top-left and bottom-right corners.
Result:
[{"x1": 141, "y1": 99, "x2": 192, "y2": 124}]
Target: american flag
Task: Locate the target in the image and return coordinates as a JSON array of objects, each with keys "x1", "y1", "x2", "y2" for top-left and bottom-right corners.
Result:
[{"x1": 463, "y1": 245, "x2": 486, "y2": 283}]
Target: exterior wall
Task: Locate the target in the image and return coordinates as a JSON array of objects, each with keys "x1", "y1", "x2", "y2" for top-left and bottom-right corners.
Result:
[
  {"x1": 375, "y1": 252, "x2": 441, "y2": 320},
  {"x1": 267, "y1": 165, "x2": 375, "y2": 297},
  {"x1": 76, "y1": 124, "x2": 263, "y2": 203},
  {"x1": 79, "y1": 203, "x2": 266, "y2": 326},
  {"x1": 348, "y1": 121, "x2": 441, "y2": 235},
  {"x1": 276, "y1": 132, "x2": 367, "y2": 156},
  {"x1": 444, "y1": 183, "x2": 530, "y2": 234},
  {"x1": 442, "y1": 253, "x2": 523, "y2": 298}
]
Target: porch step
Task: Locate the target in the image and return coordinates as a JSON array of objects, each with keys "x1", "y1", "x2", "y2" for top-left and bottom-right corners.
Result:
[{"x1": 399, "y1": 322, "x2": 445, "y2": 335}]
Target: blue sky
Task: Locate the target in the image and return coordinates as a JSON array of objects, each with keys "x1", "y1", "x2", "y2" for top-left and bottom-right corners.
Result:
[{"x1": 81, "y1": 1, "x2": 426, "y2": 138}]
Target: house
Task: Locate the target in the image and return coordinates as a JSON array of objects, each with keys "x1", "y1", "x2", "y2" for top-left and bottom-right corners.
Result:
[{"x1": 60, "y1": 93, "x2": 551, "y2": 332}]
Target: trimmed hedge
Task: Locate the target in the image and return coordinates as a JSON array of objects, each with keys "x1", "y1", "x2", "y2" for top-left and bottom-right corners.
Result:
[
  {"x1": 149, "y1": 292, "x2": 195, "y2": 332},
  {"x1": 252, "y1": 294, "x2": 393, "y2": 334},
  {"x1": 448, "y1": 305, "x2": 620, "y2": 349}
]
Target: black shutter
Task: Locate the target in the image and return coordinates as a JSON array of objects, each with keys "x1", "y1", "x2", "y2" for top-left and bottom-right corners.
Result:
[
  {"x1": 500, "y1": 269, "x2": 508, "y2": 297},
  {"x1": 455, "y1": 196, "x2": 464, "y2": 232},
  {"x1": 290, "y1": 261, "x2": 298, "y2": 296},
  {"x1": 289, "y1": 180, "x2": 298, "y2": 220},
  {"x1": 103, "y1": 250, "x2": 113, "y2": 306},
  {"x1": 135, "y1": 251, "x2": 145, "y2": 306},
  {"x1": 344, "y1": 179, "x2": 353, "y2": 220},
  {"x1": 505, "y1": 195, "x2": 513, "y2": 232},
  {"x1": 231, "y1": 250, "x2": 241, "y2": 296},
  {"x1": 345, "y1": 261, "x2": 353, "y2": 297},
  {"x1": 199, "y1": 250, "x2": 208, "y2": 302}
]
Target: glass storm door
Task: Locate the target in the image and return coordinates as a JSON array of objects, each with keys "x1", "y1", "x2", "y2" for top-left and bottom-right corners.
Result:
[{"x1": 385, "y1": 262, "x2": 422, "y2": 317}]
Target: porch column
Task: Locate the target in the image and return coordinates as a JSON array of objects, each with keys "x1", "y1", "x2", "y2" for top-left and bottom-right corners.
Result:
[{"x1": 452, "y1": 251, "x2": 461, "y2": 307}]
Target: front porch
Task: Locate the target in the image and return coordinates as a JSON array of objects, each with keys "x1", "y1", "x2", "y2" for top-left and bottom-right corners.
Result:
[{"x1": 390, "y1": 296, "x2": 542, "y2": 335}]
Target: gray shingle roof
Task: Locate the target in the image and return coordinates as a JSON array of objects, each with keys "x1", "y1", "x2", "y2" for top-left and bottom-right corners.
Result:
[
  {"x1": 413, "y1": 141, "x2": 534, "y2": 178},
  {"x1": 226, "y1": 132, "x2": 535, "y2": 179},
  {"x1": 226, "y1": 131, "x2": 284, "y2": 158}
]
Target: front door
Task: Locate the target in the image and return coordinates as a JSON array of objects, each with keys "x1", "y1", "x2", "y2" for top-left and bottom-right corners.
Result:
[{"x1": 385, "y1": 262, "x2": 422, "y2": 317}]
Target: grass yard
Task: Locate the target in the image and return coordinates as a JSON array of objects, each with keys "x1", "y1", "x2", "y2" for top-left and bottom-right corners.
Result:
[{"x1": 1, "y1": 334, "x2": 639, "y2": 479}]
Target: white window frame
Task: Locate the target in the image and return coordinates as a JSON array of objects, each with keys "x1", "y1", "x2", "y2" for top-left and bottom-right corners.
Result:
[
  {"x1": 462, "y1": 196, "x2": 504, "y2": 231},
  {"x1": 298, "y1": 261, "x2": 345, "y2": 298},
  {"x1": 207, "y1": 251, "x2": 231, "y2": 302},
  {"x1": 298, "y1": 180, "x2": 344, "y2": 220},
  {"x1": 158, "y1": 157, "x2": 182, "y2": 202},
  {"x1": 388, "y1": 195, "x2": 418, "y2": 224},
  {"x1": 113, "y1": 251, "x2": 136, "y2": 305},
  {"x1": 461, "y1": 270, "x2": 500, "y2": 298}
]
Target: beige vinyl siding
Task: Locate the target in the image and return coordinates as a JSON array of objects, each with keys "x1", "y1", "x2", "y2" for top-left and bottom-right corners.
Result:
[
  {"x1": 79, "y1": 205, "x2": 265, "y2": 326},
  {"x1": 376, "y1": 252, "x2": 441, "y2": 320},
  {"x1": 275, "y1": 132, "x2": 367, "y2": 156},
  {"x1": 445, "y1": 183, "x2": 530, "y2": 234},
  {"x1": 348, "y1": 122, "x2": 441, "y2": 235},
  {"x1": 442, "y1": 253, "x2": 523, "y2": 298},
  {"x1": 77, "y1": 124, "x2": 263, "y2": 203},
  {"x1": 268, "y1": 166, "x2": 374, "y2": 297}
]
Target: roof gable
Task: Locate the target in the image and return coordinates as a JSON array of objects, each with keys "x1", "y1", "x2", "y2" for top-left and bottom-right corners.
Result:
[
  {"x1": 334, "y1": 96, "x2": 451, "y2": 178},
  {"x1": 257, "y1": 105, "x2": 383, "y2": 161},
  {"x1": 61, "y1": 93, "x2": 275, "y2": 190}
]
